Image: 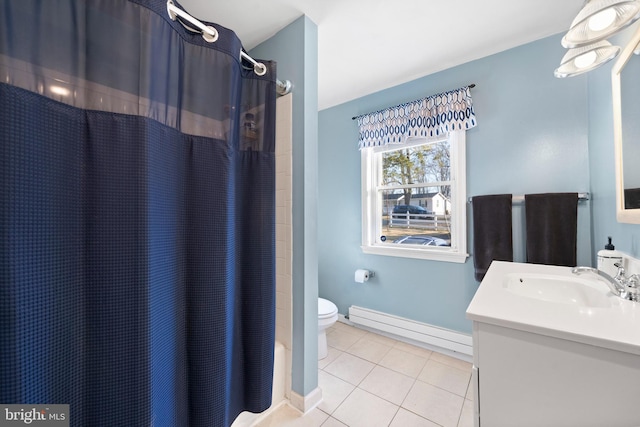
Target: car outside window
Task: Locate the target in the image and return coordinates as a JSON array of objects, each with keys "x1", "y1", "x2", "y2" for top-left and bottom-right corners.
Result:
[{"x1": 361, "y1": 132, "x2": 468, "y2": 263}]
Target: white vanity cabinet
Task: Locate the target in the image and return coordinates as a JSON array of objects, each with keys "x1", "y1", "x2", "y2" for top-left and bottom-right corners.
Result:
[
  {"x1": 471, "y1": 321, "x2": 640, "y2": 427},
  {"x1": 467, "y1": 261, "x2": 640, "y2": 427}
]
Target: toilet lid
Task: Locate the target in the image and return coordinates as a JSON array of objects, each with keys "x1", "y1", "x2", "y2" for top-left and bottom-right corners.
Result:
[{"x1": 318, "y1": 298, "x2": 338, "y2": 318}]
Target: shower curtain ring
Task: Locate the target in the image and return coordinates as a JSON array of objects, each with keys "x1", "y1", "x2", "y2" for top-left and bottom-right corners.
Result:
[
  {"x1": 254, "y1": 63, "x2": 267, "y2": 76},
  {"x1": 202, "y1": 26, "x2": 218, "y2": 43},
  {"x1": 166, "y1": 0, "x2": 218, "y2": 43}
]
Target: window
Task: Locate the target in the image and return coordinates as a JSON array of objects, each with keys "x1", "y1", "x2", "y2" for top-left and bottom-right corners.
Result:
[{"x1": 361, "y1": 131, "x2": 468, "y2": 262}]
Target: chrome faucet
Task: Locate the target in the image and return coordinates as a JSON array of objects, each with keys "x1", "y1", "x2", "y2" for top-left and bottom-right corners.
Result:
[
  {"x1": 624, "y1": 272, "x2": 640, "y2": 302},
  {"x1": 572, "y1": 263, "x2": 640, "y2": 302}
]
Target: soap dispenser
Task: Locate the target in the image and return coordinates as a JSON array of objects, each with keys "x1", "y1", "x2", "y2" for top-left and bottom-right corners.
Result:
[{"x1": 597, "y1": 237, "x2": 623, "y2": 278}]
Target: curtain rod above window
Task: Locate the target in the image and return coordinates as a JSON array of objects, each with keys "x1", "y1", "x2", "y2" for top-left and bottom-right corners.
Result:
[
  {"x1": 166, "y1": 0, "x2": 292, "y2": 95},
  {"x1": 351, "y1": 84, "x2": 476, "y2": 121}
]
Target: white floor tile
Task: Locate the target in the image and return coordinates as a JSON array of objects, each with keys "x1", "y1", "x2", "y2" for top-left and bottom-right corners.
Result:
[
  {"x1": 254, "y1": 405, "x2": 327, "y2": 427},
  {"x1": 320, "y1": 416, "x2": 348, "y2": 427},
  {"x1": 324, "y1": 352, "x2": 375, "y2": 386},
  {"x1": 326, "y1": 329, "x2": 362, "y2": 352},
  {"x1": 363, "y1": 331, "x2": 399, "y2": 347},
  {"x1": 458, "y1": 399, "x2": 475, "y2": 427},
  {"x1": 259, "y1": 328, "x2": 472, "y2": 427},
  {"x1": 402, "y1": 380, "x2": 465, "y2": 427},
  {"x1": 389, "y1": 408, "x2": 440, "y2": 427},
  {"x1": 393, "y1": 341, "x2": 434, "y2": 359},
  {"x1": 359, "y1": 365, "x2": 415, "y2": 406},
  {"x1": 430, "y1": 352, "x2": 472, "y2": 372},
  {"x1": 332, "y1": 388, "x2": 399, "y2": 427},
  {"x1": 465, "y1": 379, "x2": 474, "y2": 401},
  {"x1": 345, "y1": 335, "x2": 392, "y2": 364},
  {"x1": 379, "y1": 347, "x2": 428, "y2": 378},
  {"x1": 317, "y1": 370, "x2": 355, "y2": 414},
  {"x1": 418, "y1": 359, "x2": 471, "y2": 397},
  {"x1": 332, "y1": 322, "x2": 368, "y2": 338},
  {"x1": 318, "y1": 346, "x2": 343, "y2": 370}
]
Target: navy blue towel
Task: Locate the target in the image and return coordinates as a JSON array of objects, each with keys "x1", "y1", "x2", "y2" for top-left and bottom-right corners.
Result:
[
  {"x1": 525, "y1": 193, "x2": 578, "y2": 267},
  {"x1": 472, "y1": 194, "x2": 513, "y2": 282}
]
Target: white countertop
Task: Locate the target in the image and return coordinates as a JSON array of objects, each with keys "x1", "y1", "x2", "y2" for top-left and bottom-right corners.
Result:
[{"x1": 466, "y1": 261, "x2": 640, "y2": 355}]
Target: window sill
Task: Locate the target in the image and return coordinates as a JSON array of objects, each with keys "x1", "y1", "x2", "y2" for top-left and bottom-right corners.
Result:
[{"x1": 361, "y1": 245, "x2": 469, "y2": 263}]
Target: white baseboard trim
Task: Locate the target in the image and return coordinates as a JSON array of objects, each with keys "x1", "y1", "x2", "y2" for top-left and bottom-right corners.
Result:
[
  {"x1": 347, "y1": 305, "x2": 473, "y2": 361},
  {"x1": 289, "y1": 387, "x2": 322, "y2": 415}
]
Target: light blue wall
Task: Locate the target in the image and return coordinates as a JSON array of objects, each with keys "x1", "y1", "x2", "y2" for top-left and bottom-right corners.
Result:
[
  {"x1": 318, "y1": 34, "x2": 592, "y2": 334},
  {"x1": 250, "y1": 16, "x2": 319, "y2": 396},
  {"x1": 249, "y1": 14, "x2": 640, "y2": 393}
]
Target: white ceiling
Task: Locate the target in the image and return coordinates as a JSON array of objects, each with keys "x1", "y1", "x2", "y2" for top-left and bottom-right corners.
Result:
[{"x1": 177, "y1": 0, "x2": 584, "y2": 110}]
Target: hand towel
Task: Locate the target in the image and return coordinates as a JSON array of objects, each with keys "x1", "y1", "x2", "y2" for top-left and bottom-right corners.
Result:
[
  {"x1": 525, "y1": 192, "x2": 578, "y2": 267},
  {"x1": 624, "y1": 187, "x2": 640, "y2": 209},
  {"x1": 472, "y1": 194, "x2": 513, "y2": 282}
]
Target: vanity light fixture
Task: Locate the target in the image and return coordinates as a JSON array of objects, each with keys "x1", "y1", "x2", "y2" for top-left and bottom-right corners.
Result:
[
  {"x1": 562, "y1": 0, "x2": 640, "y2": 48},
  {"x1": 554, "y1": 40, "x2": 621, "y2": 77},
  {"x1": 555, "y1": 0, "x2": 640, "y2": 77}
]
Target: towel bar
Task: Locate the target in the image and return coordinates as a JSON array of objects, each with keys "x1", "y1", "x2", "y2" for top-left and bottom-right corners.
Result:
[{"x1": 468, "y1": 192, "x2": 590, "y2": 204}]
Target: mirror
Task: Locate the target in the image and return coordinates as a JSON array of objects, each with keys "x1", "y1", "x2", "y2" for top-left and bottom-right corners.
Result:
[{"x1": 612, "y1": 24, "x2": 640, "y2": 223}]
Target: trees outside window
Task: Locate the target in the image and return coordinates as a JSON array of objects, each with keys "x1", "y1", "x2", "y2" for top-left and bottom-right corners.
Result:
[{"x1": 361, "y1": 132, "x2": 468, "y2": 263}]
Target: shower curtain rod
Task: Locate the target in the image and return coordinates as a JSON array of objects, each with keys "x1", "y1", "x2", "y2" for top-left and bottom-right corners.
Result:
[
  {"x1": 166, "y1": 0, "x2": 292, "y2": 96},
  {"x1": 351, "y1": 84, "x2": 475, "y2": 120}
]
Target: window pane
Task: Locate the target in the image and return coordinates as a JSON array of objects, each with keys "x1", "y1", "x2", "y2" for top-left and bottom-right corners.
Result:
[
  {"x1": 381, "y1": 141, "x2": 450, "y2": 186},
  {"x1": 362, "y1": 132, "x2": 466, "y2": 261},
  {"x1": 379, "y1": 186, "x2": 452, "y2": 247}
]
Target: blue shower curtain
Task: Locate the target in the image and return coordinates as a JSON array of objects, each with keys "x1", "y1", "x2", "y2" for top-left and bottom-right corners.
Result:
[{"x1": 0, "y1": 1, "x2": 276, "y2": 426}]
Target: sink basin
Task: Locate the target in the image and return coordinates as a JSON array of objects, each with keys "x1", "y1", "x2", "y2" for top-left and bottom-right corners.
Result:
[{"x1": 503, "y1": 273, "x2": 612, "y2": 308}]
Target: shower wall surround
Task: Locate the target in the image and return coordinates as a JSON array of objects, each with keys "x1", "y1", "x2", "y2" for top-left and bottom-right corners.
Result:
[{"x1": 275, "y1": 94, "x2": 293, "y2": 399}]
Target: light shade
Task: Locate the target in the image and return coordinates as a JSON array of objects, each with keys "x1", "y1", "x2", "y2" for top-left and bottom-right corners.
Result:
[
  {"x1": 554, "y1": 40, "x2": 621, "y2": 77},
  {"x1": 562, "y1": 0, "x2": 640, "y2": 48}
]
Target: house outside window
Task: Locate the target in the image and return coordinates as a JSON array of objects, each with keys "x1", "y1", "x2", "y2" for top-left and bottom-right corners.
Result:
[
  {"x1": 361, "y1": 131, "x2": 468, "y2": 262},
  {"x1": 355, "y1": 85, "x2": 475, "y2": 262}
]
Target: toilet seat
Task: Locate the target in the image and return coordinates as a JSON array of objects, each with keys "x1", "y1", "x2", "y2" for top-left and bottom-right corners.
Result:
[{"x1": 318, "y1": 297, "x2": 338, "y2": 319}]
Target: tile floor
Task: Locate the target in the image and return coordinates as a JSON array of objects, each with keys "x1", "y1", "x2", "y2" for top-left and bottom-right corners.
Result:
[{"x1": 255, "y1": 321, "x2": 474, "y2": 427}]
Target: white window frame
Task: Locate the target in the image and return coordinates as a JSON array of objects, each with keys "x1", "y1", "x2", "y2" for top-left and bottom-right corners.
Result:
[{"x1": 360, "y1": 131, "x2": 468, "y2": 263}]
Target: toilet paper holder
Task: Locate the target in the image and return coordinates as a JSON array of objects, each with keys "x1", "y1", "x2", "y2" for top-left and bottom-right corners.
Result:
[{"x1": 355, "y1": 269, "x2": 375, "y2": 283}]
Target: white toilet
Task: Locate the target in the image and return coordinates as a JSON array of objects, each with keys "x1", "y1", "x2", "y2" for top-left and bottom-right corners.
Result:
[{"x1": 318, "y1": 297, "x2": 338, "y2": 360}]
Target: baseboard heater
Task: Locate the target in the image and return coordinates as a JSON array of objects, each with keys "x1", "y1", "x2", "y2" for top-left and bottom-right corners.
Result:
[{"x1": 348, "y1": 305, "x2": 472, "y2": 356}]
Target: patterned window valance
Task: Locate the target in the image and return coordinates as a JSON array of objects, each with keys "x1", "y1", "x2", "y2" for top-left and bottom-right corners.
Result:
[{"x1": 355, "y1": 85, "x2": 477, "y2": 149}]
